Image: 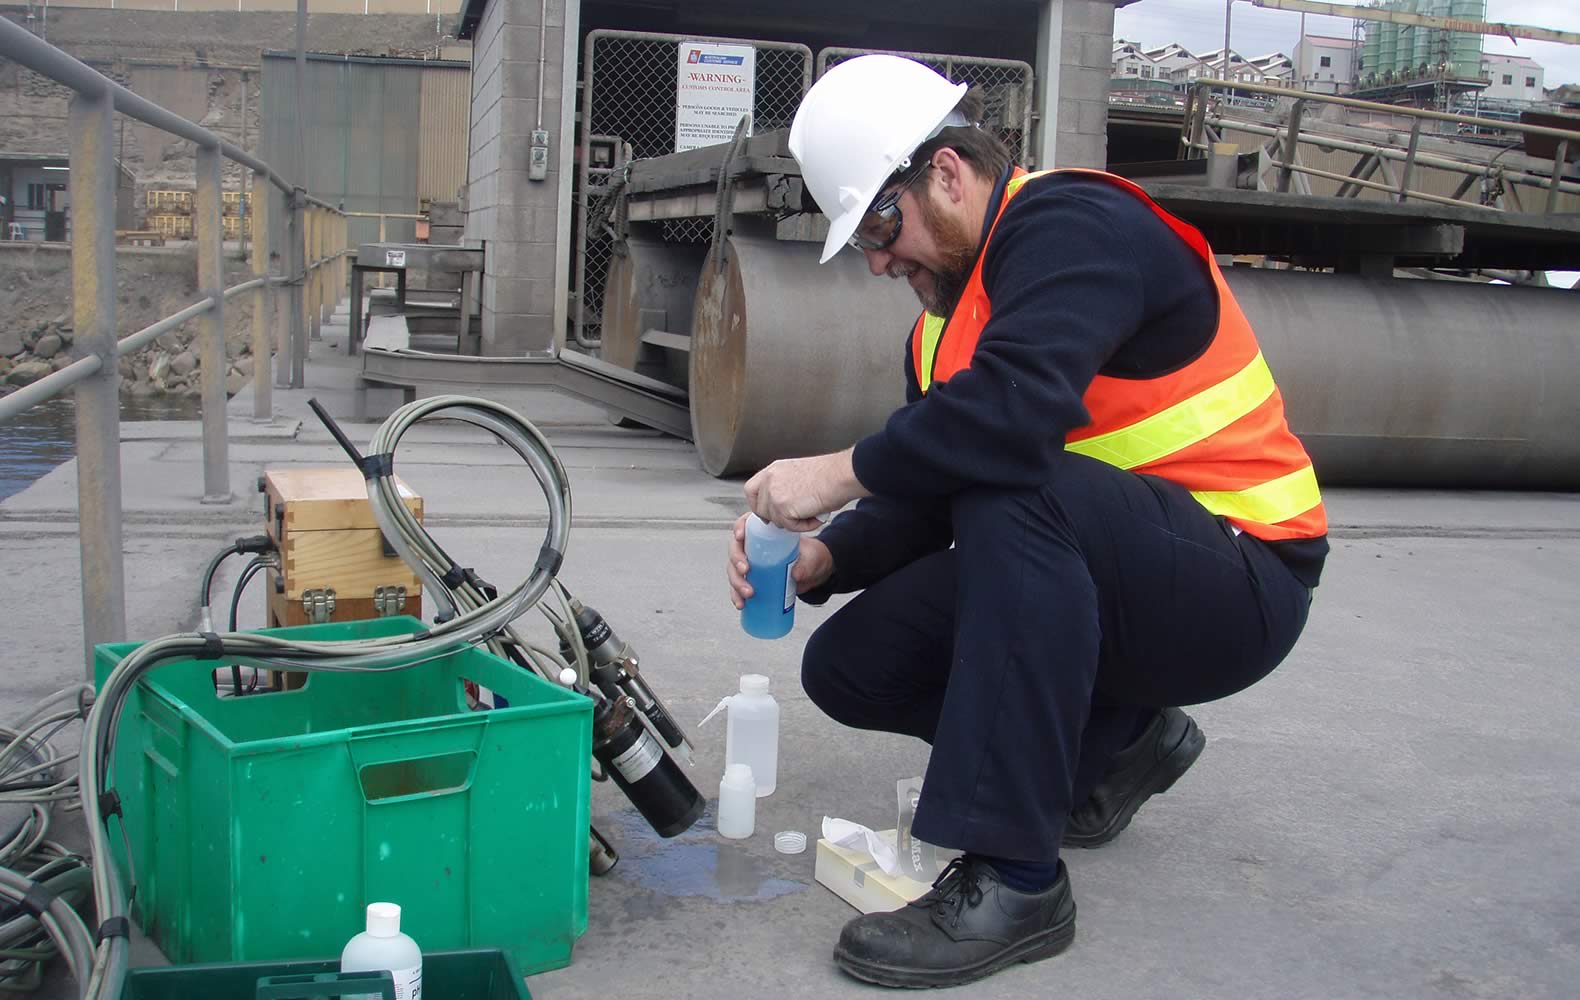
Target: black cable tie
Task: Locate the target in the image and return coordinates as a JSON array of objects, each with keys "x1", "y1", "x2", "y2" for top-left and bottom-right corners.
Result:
[
  {"x1": 98, "y1": 790, "x2": 122, "y2": 820},
  {"x1": 357, "y1": 452, "x2": 394, "y2": 480},
  {"x1": 440, "y1": 564, "x2": 467, "y2": 589},
  {"x1": 95, "y1": 916, "x2": 130, "y2": 945},
  {"x1": 198, "y1": 632, "x2": 224, "y2": 661},
  {"x1": 535, "y1": 545, "x2": 564, "y2": 578},
  {"x1": 19, "y1": 883, "x2": 55, "y2": 921}
]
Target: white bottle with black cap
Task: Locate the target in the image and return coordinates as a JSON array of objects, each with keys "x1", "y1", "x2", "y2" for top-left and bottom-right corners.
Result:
[{"x1": 341, "y1": 901, "x2": 422, "y2": 1000}]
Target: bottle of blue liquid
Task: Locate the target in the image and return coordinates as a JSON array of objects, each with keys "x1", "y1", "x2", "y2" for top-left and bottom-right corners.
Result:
[{"x1": 742, "y1": 514, "x2": 799, "y2": 639}]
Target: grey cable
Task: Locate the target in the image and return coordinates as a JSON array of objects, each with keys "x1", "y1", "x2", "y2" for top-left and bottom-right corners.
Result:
[{"x1": 77, "y1": 395, "x2": 578, "y2": 1000}]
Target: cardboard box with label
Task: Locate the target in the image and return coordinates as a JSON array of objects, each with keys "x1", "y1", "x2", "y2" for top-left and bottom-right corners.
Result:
[{"x1": 815, "y1": 828, "x2": 963, "y2": 915}]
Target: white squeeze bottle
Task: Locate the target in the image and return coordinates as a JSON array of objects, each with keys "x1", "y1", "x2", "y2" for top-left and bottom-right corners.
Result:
[
  {"x1": 701, "y1": 674, "x2": 780, "y2": 797},
  {"x1": 341, "y1": 902, "x2": 422, "y2": 1000}
]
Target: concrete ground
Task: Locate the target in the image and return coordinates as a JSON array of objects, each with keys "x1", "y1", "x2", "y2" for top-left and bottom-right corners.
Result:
[{"x1": 2, "y1": 307, "x2": 1578, "y2": 999}]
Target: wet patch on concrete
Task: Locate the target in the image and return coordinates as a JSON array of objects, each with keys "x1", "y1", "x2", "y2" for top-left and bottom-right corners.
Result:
[{"x1": 597, "y1": 803, "x2": 806, "y2": 907}]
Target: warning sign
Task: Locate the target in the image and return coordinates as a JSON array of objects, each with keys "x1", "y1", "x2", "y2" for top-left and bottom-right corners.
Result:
[{"x1": 675, "y1": 42, "x2": 757, "y2": 152}]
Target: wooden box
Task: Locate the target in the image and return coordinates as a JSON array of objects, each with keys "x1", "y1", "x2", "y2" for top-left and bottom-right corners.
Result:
[{"x1": 261, "y1": 467, "x2": 423, "y2": 628}]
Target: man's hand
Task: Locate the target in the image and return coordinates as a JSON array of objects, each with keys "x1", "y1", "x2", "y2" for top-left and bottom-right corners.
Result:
[
  {"x1": 744, "y1": 448, "x2": 870, "y2": 532},
  {"x1": 727, "y1": 513, "x2": 835, "y2": 610}
]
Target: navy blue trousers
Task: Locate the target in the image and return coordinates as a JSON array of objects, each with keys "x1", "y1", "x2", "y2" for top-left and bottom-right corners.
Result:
[{"x1": 801, "y1": 454, "x2": 1314, "y2": 861}]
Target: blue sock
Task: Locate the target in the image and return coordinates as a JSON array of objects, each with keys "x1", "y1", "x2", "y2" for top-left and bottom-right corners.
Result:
[{"x1": 972, "y1": 854, "x2": 1060, "y2": 893}]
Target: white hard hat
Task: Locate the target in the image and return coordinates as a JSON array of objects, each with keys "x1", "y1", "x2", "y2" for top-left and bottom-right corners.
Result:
[{"x1": 789, "y1": 55, "x2": 967, "y2": 263}]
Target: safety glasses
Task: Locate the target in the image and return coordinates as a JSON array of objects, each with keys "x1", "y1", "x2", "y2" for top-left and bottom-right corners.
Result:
[{"x1": 847, "y1": 163, "x2": 932, "y2": 252}]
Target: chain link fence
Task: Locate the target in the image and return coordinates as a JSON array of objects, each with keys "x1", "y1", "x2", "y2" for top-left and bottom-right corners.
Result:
[
  {"x1": 573, "y1": 37, "x2": 1038, "y2": 348},
  {"x1": 817, "y1": 48, "x2": 1037, "y2": 168},
  {"x1": 574, "y1": 30, "x2": 813, "y2": 345}
]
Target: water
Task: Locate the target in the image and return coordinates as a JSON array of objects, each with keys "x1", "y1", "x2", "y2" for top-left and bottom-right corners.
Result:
[
  {"x1": 0, "y1": 393, "x2": 203, "y2": 502},
  {"x1": 741, "y1": 551, "x2": 796, "y2": 639}
]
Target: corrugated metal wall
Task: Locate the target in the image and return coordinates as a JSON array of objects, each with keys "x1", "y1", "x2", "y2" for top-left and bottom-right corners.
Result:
[
  {"x1": 419, "y1": 67, "x2": 470, "y2": 204},
  {"x1": 260, "y1": 53, "x2": 467, "y2": 251}
]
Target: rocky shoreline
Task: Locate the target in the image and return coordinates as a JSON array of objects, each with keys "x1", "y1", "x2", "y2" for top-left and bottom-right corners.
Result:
[{"x1": 2, "y1": 311, "x2": 261, "y2": 401}]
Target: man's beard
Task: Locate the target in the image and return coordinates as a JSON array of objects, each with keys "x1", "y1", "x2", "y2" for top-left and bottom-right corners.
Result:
[{"x1": 911, "y1": 195, "x2": 979, "y2": 316}]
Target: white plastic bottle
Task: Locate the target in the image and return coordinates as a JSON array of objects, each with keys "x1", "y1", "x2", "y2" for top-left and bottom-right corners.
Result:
[
  {"x1": 717, "y1": 763, "x2": 756, "y2": 839},
  {"x1": 341, "y1": 902, "x2": 422, "y2": 1000},
  {"x1": 726, "y1": 674, "x2": 779, "y2": 797}
]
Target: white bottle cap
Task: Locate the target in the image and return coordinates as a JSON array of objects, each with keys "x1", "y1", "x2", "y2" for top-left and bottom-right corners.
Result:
[
  {"x1": 366, "y1": 902, "x2": 401, "y2": 937},
  {"x1": 722, "y1": 763, "x2": 755, "y2": 790},
  {"x1": 774, "y1": 830, "x2": 807, "y2": 855},
  {"x1": 740, "y1": 674, "x2": 770, "y2": 696},
  {"x1": 557, "y1": 667, "x2": 578, "y2": 688}
]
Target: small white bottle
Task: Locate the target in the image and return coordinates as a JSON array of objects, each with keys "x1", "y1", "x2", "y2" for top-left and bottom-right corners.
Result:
[
  {"x1": 717, "y1": 763, "x2": 756, "y2": 839},
  {"x1": 726, "y1": 674, "x2": 779, "y2": 797},
  {"x1": 341, "y1": 902, "x2": 422, "y2": 1000}
]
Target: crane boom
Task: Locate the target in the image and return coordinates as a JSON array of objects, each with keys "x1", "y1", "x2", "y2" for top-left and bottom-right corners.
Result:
[{"x1": 1246, "y1": 0, "x2": 1580, "y2": 46}]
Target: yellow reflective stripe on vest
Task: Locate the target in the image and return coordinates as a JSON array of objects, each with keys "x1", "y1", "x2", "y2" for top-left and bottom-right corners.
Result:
[
  {"x1": 1190, "y1": 464, "x2": 1322, "y2": 526},
  {"x1": 917, "y1": 312, "x2": 948, "y2": 392},
  {"x1": 1064, "y1": 352, "x2": 1275, "y2": 470}
]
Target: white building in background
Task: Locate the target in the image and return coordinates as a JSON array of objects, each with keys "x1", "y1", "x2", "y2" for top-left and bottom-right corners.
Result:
[
  {"x1": 1145, "y1": 43, "x2": 1210, "y2": 85},
  {"x1": 1251, "y1": 52, "x2": 1295, "y2": 87},
  {"x1": 1295, "y1": 35, "x2": 1356, "y2": 94},
  {"x1": 1112, "y1": 40, "x2": 1160, "y2": 81},
  {"x1": 1480, "y1": 53, "x2": 1544, "y2": 102},
  {"x1": 1197, "y1": 48, "x2": 1260, "y2": 85}
]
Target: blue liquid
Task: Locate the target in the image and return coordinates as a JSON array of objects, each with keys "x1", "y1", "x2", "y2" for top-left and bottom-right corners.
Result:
[{"x1": 742, "y1": 553, "x2": 796, "y2": 639}]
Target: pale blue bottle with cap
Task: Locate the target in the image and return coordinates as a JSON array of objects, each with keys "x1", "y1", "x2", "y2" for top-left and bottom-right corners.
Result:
[{"x1": 742, "y1": 514, "x2": 799, "y2": 639}]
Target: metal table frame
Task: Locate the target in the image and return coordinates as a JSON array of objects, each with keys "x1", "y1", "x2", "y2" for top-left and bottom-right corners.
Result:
[{"x1": 349, "y1": 243, "x2": 484, "y2": 355}]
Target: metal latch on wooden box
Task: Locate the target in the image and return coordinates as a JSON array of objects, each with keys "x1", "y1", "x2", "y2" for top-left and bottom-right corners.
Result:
[
  {"x1": 373, "y1": 586, "x2": 407, "y2": 617},
  {"x1": 301, "y1": 588, "x2": 337, "y2": 624}
]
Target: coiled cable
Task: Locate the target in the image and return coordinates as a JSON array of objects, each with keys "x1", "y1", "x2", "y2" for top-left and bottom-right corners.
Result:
[{"x1": 78, "y1": 395, "x2": 578, "y2": 1000}]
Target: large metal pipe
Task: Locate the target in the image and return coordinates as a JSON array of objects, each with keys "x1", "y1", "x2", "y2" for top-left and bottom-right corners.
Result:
[
  {"x1": 1231, "y1": 269, "x2": 1580, "y2": 489},
  {"x1": 688, "y1": 239, "x2": 1580, "y2": 488},
  {"x1": 689, "y1": 235, "x2": 913, "y2": 476}
]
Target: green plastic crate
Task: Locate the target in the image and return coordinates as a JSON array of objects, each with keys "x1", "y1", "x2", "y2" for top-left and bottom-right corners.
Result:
[
  {"x1": 94, "y1": 617, "x2": 590, "y2": 975},
  {"x1": 120, "y1": 948, "x2": 530, "y2": 999}
]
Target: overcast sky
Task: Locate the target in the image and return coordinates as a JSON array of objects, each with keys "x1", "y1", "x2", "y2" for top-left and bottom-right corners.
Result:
[{"x1": 1114, "y1": 1, "x2": 1580, "y2": 87}]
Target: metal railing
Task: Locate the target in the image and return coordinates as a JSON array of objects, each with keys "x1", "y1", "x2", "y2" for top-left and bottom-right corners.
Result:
[
  {"x1": 0, "y1": 19, "x2": 350, "y2": 674},
  {"x1": 1181, "y1": 79, "x2": 1580, "y2": 214}
]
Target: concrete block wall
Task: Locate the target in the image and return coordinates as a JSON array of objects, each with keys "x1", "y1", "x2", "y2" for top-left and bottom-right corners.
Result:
[
  {"x1": 465, "y1": 0, "x2": 574, "y2": 355},
  {"x1": 1036, "y1": 0, "x2": 1115, "y2": 169}
]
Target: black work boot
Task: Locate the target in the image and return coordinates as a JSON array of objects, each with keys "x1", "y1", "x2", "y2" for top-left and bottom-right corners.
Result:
[
  {"x1": 1063, "y1": 707, "x2": 1205, "y2": 848},
  {"x1": 832, "y1": 857, "x2": 1076, "y2": 989}
]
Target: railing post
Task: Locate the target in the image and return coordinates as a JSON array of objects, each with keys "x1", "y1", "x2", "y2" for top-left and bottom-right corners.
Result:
[
  {"x1": 1189, "y1": 85, "x2": 1209, "y2": 158},
  {"x1": 1398, "y1": 118, "x2": 1423, "y2": 204},
  {"x1": 319, "y1": 209, "x2": 332, "y2": 326},
  {"x1": 1547, "y1": 140, "x2": 1570, "y2": 215},
  {"x1": 289, "y1": 188, "x2": 307, "y2": 388},
  {"x1": 250, "y1": 168, "x2": 272, "y2": 422},
  {"x1": 69, "y1": 86, "x2": 127, "y2": 675},
  {"x1": 342, "y1": 215, "x2": 349, "y2": 304},
  {"x1": 1279, "y1": 99, "x2": 1305, "y2": 194},
  {"x1": 306, "y1": 207, "x2": 320, "y2": 340},
  {"x1": 196, "y1": 142, "x2": 230, "y2": 504}
]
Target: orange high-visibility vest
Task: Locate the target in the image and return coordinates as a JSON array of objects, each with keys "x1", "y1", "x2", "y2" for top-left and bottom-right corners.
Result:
[{"x1": 911, "y1": 168, "x2": 1326, "y2": 542}]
